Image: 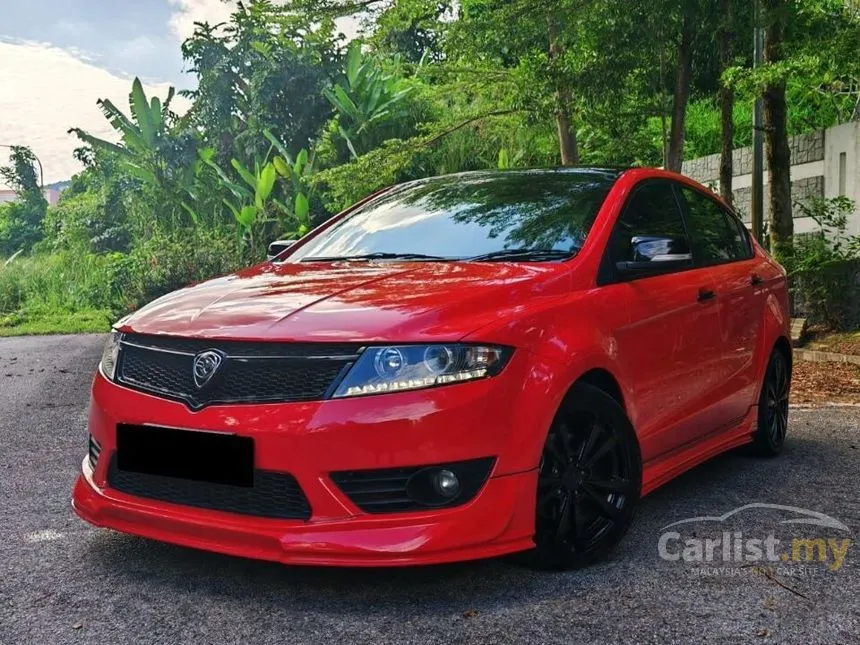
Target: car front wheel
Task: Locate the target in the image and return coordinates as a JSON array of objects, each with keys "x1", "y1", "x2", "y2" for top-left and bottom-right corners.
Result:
[{"x1": 526, "y1": 382, "x2": 642, "y2": 570}]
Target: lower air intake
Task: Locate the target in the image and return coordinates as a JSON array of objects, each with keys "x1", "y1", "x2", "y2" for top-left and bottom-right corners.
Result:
[{"x1": 331, "y1": 457, "x2": 495, "y2": 514}]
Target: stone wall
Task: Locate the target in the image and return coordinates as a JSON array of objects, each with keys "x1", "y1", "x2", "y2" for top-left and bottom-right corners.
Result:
[
  {"x1": 682, "y1": 131, "x2": 826, "y2": 185},
  {"x1": 681, "y1": 123, "x2": 860, "y2": 236},
  {"x1": 732, "y1": 176, "x2": 824, "y2": 224},
  {"x1": 681, "y1": 131, "x2": 827, "y2": 222}
]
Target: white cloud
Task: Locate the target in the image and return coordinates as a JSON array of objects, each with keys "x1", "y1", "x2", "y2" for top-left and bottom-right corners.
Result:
[
  {"x1": 166, "y1": 0, "x2": 362, "y2": 43},
  {"x1": 0, "y1": 1, "x2": 363, "y2": 188},
  {"x1": 167, "y1": 0, "x2": 237, "y2": 42},
  {"x1": 0, "y1": 40, "x2": 186, "y2": 188}
]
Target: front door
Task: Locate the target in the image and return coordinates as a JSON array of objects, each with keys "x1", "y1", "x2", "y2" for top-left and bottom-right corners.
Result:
[{"x1": 602, "y1": 181, "x2": 725, "y2": 463}]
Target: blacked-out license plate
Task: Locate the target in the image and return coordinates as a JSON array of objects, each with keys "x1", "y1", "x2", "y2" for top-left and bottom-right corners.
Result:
[{"x1": 116, "y1": 424, "x2": 254, "y2": 487}]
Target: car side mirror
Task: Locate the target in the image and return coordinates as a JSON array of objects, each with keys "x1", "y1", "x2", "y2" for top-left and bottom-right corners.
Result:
[
  {"x1": 267, "y1": 239, "x2": 297, "y2": 261},
  {"x1": 615, "y1": 235, "x2": 692, "y2": 278}
]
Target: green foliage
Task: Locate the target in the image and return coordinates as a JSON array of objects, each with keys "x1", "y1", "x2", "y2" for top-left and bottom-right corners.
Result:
[
  {"x1": 0, "y1": 252, "x2": 117, "y2": 318},
  {"x1": 180, "y1": 0, "x2": 338, "y2": 161},
  {"x1": 42, "y1": 190, "x2": 131, "y2": 254},
  {"x1": 315, "y1": 138, "x2": 423, "y2": 212},
  {"x1": 3, "y1": 0, "x2": 859, "y2": 335},
  {"x1": 786, "y1": 196, "x2": 860, "y2": 330},
  {"x1": 0, "y1": 228, "x2": 248, "y2": 334},
  {"x1": 103, "y1": 228, "x2": 249, "y2": 314},
  {"x1": 68, "y1": 78, "x2": 197, "y2": 227},
  {"x1": 0, "y1": 146, "x2": 48, "y2": 255},
  {"x1": 324, "y1": 41, "x2": 417, "y2": 158}
]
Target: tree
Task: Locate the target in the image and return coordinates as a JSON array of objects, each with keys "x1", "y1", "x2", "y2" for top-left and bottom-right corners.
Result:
[
  {"x1": 763, "y1": 0, "x2": 793, "y2": 258},
  {"x1": 718, "y1": 0, "x2": 735, "y2": 205},
  {"x1": 69, "y1": 78, "x2": 200, "y2": 231},
  {"x1": 666, "y1": 3, "x2": 695, "y2": 171},
  {"x1": 180, "y1": 0, "x2": 340, "y2": 162},
  {"x1": 0, "y1": 146, "x2": 48, "y2": 254},
  {"x1": 547, "y1": 14, "x2": 578, "y2": 165},
  {"x1": 447, "y1": 0, "x2": 591, "y2": 165},
  {"x1": 368, "y1": 0, "x2": 452, "y2": 62}
]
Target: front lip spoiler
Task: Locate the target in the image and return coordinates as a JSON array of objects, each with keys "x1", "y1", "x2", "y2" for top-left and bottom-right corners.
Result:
[{"x1": 72, "y1": 459, "x2": 539, "y2": 567}]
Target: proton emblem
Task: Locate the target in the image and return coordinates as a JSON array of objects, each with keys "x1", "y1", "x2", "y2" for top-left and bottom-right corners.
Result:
[{"x1": 192, "y1": 350, "x2": 224, "y2": 389}]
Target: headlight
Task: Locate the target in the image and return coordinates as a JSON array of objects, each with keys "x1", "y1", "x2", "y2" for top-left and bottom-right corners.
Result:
[
  {"x1": 333, "y1": 344, "x2": 513, "y2": 398},
  {"x1": 99, "y1": 330, "x2": 122, "y2": 380}
]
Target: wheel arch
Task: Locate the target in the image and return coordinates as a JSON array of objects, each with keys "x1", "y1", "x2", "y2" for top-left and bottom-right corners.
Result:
[
  {"x1": 772, "y1": 335, "x2": 793, "y2": 374},
  {"x1": 574, "y1": 368, "x2": 626, "y2": 411}
]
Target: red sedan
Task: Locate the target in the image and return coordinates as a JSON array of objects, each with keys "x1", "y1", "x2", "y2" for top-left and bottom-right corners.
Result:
[{"x1": 72, "y1": 167, "x2": 791, "y2": 569}]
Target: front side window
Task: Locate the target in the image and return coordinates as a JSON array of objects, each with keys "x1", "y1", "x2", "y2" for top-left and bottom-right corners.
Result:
[
  {"x1": 609, "y1": 182, "x2": 691, "y2": 265},
  {"x1": 289, "y1": 170, "x2": 619, "y2": 262},
  {"x1": 680, "y1": 187, "x2": 750, "y2": 265}
]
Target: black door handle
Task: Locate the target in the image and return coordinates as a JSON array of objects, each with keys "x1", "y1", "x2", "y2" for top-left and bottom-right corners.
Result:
[
  {"x1": 750, "y1": 274, "x2": 763, "y2": 286},
  {"x1": 697, "y1": 288, "x2": 716, "y2": 302}
]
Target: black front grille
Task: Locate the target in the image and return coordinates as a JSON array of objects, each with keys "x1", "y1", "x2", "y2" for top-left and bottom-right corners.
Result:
[
  {"x1": 331, "y1": 458, "x2": 496, "y2": 514},
  {"x1": 116, "y1": 334, "x2": 361, "y2": 409},
  {"x1": 88, "y1": 435, "x2": 102, "y2": 469},
  {"x1": 107, "y1": 454, "x2": 311, "y2": 520}
]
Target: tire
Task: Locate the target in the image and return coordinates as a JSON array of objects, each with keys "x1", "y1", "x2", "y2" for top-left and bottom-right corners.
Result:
[
  {"x1": 750, "y1": 348, "x2": 791, "y2": 457},
  {"x1": 523, "y1": 382, "x2": 642, "y2": 570}
]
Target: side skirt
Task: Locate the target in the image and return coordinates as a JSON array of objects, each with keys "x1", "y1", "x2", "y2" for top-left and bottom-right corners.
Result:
[{"x1": 641, "y1": 406, "x2": 757, "y2": 496}]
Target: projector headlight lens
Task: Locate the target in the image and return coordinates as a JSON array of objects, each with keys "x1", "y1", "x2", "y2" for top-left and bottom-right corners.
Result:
[{"x1": 333, "y1": 344, "x2": 512, "y2": 398}]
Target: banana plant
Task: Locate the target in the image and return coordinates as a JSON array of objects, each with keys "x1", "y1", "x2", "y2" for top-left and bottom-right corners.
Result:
[
  {"x1": 264, "y1": 130, "x2": 315, "y2": 237},
  {"x1": 201, "y1": 149, "x2": 279, "y2": 245},
  {"x1": 323, "y1": 42, "x2": 414, "y2": 158},
  {"x1": 69, "y1": 78, "x2": 177, "y2": 188}
]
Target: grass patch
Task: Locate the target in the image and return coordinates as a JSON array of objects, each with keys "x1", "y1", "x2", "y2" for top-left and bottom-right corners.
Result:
[
  {"x1": 1, "y1": 230, "x2": 248, "y2": 337},
  {"x1": 0, "y1": 309, "x2": 111, "y2": 336},
  {"x1": 1, "y1": 251, "x2": 118, "y2": 336}
]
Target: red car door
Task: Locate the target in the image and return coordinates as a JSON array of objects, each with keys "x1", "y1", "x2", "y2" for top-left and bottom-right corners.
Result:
[
  {"x1": 678, "y1": 186, "x2": 765, "y2": 426},
  {"x1": 600, "y1": 180, "x2": 725, "y2": 464}
]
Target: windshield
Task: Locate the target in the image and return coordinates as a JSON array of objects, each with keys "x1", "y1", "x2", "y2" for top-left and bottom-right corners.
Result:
[{"x1": 290, "y1": 170, "x2": 619, "y2": 262}]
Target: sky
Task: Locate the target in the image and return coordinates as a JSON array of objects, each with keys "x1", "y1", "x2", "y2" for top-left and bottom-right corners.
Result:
[{"x1": 0, "y1": 0, "x2": 357, "y2": 188}]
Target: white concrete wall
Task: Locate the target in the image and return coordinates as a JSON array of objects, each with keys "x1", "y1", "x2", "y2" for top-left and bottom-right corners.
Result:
[{"x1": 824, "y1": 121, "x2": 860, "y2": 235}]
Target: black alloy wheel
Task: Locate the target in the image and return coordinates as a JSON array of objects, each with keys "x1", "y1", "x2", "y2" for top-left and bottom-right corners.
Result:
[
  {"x1": 526, "y1": 382, "x2": 642, "y2": 570},
  {"x1": 752, "y1": 349, "x2": 791, "y2": 457}
]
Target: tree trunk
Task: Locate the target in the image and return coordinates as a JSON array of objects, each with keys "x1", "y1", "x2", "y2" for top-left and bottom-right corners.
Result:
[
  {"x1": 764, "y1": 0, "x2": 793, "y2": 258},
  {"x1": 666, "y1": 10, "x2": 694, "y2": 172},
  {"x1": 548, "y1": 16, "x2": 579, "y2": 166},
  {"x1": 554, "y1": 91, "x2": 579, "y2": 166},
  {"x1": 718, "y1": 0, "x2": 735, "y2": 206}
]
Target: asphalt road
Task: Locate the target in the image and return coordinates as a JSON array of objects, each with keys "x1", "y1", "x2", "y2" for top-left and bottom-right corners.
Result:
[{"x1": 1, "y1": 334, "x2": 859, "y2": 645}]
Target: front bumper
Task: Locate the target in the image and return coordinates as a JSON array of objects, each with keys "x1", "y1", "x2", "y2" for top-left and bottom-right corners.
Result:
[
  {"x1": 73, "y1": 461, "x2": 536, "y2": 566},
  {"x1": 72, "y1": 351, "x2": 555, "y2": 566}
]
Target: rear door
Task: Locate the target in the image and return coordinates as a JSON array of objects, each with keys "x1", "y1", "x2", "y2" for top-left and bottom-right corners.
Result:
[
  {"x1": 600, "y1": 180, "x2": 725, "y2": 463},
  {"x1": 677, "y1": 186, "x2": 764, "y2": 425}
]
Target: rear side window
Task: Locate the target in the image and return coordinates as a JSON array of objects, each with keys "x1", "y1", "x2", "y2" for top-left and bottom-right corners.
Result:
[
  {"x1": 724, "y1": 213, "x2": 754, "y2": 258},
  {"x1": 680, "y1": 187, "x2": 750, "y2": 265},
  {"x1": 609, "y1": 182, "x2": 691, "y2": 263}
]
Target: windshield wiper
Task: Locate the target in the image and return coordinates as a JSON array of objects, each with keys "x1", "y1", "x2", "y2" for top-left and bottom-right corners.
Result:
[
  {"x1": 300, "y1": 252, "x2": 451, "y2": 263},
  {"x1": 466, "y1": 249, "x2": 577, "y2": 262}
]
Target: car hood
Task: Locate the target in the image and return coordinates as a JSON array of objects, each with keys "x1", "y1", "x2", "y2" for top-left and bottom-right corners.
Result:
[{"x1": 118, "y1": 260, "x2": 567, "y2": 342}]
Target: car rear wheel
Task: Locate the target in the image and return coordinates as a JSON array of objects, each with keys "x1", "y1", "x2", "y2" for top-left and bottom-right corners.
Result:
[
  {"x1": 525, "y1": 383, "x2": 642, "y2": 570},
  {"x1": 751, "y1": 348, "x2": 790, "y2": 457}
]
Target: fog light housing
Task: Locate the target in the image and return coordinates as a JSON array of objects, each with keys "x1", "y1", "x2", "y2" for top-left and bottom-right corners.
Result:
[
  {"x1": 406, "y1": 466, "x2": 470, "y2": 507},
  {"x1": 433, "y1": 469, "x2": 460, "y2": 498},
  {"x1": 332, "y1": 458, "x2": 496, "y2": 513}
]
